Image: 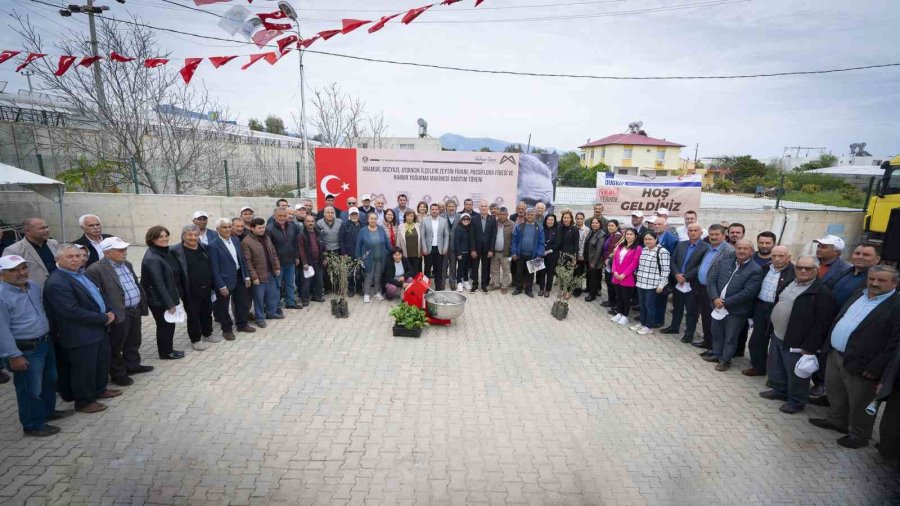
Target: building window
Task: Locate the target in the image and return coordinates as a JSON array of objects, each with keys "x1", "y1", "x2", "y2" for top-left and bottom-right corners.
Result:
[
  {"x1": 601, "y1": 148, "x2": 606, "y2": 159},
  {"x1": 399, "y1": 143, "x2": 414, "y2": 149},
  {"x1": 618, "y1": 168, "x2": 629, "y2": 175},
  {"x1": 656, "y1": 149, "x2": 665, "y2": 162},
  {"x1": 580, "y1": 152, "x2": 585, "y2": 161},
  {"x1": 590, "y1": 150, "x2": 594, "y2": 162},
  {"x1": 623, "y1": 146, "x2": 633, "y2": 159}
]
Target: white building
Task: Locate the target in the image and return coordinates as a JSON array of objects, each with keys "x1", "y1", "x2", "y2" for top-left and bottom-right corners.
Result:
[{"x1": 353, "y1": 136, "x2": 442, "y2": 151}]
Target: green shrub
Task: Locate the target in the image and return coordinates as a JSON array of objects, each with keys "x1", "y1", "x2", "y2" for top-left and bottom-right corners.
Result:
[
  {"x1": 800, "y1": 184, "x2": 820, "y2": 193},
  {"x1": 714, "y1": 179, "x2": 734, "y2": 192}
]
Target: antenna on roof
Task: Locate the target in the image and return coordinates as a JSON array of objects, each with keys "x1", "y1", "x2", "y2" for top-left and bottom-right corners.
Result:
[
  {"x1": 417, "y1": 118, "x2": 428, "y2": 138},
  {"x1": 627, "y1": 121, "x2": 644, "y2": 134}
]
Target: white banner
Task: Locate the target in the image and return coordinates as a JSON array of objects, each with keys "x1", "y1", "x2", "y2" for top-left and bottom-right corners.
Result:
[{"x1": 596, "y1": 173, "x2": 702, "y2": 217}]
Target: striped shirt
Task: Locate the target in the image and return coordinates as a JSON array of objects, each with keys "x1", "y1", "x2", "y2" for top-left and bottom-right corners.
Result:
[{"x1": 112, "y1": 260, "x2": 142, "y2": 308}]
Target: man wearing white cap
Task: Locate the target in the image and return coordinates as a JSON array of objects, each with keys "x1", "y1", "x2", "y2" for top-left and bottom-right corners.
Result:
[
  {"x1": 815, "y1": 235, "x2": 851, "y2": 286},
  {"x1": 295, "y1": 203, "x2": 310, "y2": 224},
  {"x1": 358, "y1": 195, "x2": 374, "y2": 216},
  {"x1": 1, "y1": 255, "x2": 72, "y2": 437},
  {"x1": 86, "y1": 238, "x2": 153, "y2": 387},
  {"x1": 630, "y1": 211, "x2": 650, "y2": 238},
  {"x1": 240, "y1": 206, "x2": 255, "y2": 224},
  {"x1": 192, "y1": 211, "x2": 217, "y2": 246}
]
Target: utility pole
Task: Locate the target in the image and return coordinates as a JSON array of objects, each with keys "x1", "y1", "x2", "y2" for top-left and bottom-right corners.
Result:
[
  {"x1": 21, "y1": 70, "x2": 34, "y2": 93},
  {"x1": 59, "y1": 0, "x2": 116, "y2": 114},
  {"x1": 693, "y1": 143, "x2": 699, "y2": 163}
]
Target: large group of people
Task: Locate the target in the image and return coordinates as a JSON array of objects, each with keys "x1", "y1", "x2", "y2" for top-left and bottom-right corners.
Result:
[{"x1": 0, "y1": 197, "x2": 897, "y2": 461}]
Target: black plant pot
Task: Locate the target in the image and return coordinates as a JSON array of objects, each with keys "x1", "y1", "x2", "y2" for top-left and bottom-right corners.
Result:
[
  {"x1": 338, "y1": 299, "x2": 349, "y2": 318},
  {"x1": 330, "y1": 299, "x2": 339, "y2": 317},
  {"x1": 392, "y1": 326, "x2": 422, "y2": 338},
  {"x1": 551, "y1": 300, "x2": 569, "y2": 321}
]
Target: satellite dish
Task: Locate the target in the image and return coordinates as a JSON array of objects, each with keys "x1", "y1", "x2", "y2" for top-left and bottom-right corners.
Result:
[
  {"x1": 278, "y1": 1, "x2": 298, "y2": 21},
  {"x1": 417, "y1": 118, "x2": 428, "y2": 138}
]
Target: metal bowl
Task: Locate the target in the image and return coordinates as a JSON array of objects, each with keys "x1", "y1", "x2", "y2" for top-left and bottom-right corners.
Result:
[{"x1": 425, "y1": 291, "x2": 467, "y2": 320}]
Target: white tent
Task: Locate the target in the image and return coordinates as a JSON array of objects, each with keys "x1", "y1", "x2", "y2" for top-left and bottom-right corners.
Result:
[{"x1": 0, "y1": 162, "x2": 66, "y2": 239}]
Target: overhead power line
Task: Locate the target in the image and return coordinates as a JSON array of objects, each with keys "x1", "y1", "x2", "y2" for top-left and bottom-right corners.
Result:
[{"x1": 20, "y1": 0, "x2": 900, "y2": 81}]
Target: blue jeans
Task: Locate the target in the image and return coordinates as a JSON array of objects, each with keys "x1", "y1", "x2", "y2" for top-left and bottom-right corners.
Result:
[
  {"x1": 654, "y1": 289, "x2": 668, "y2": 327},
  {"x1": 637, "y1": 288, "x2": 660, "y2": 328},
  {"x1": 279, "y1": 263, "x2": 297, "y2": 306},
  {"x1": 252, "y1": 277, "x2": 282, "y2": 323},
  {"x1": 767, "y1": 336, "x2": 810, "y2": 407},
  {"x1": 2, "y1": 339, "x2": 57, "y2": 430},
  {"x1": 300, "y1": 264, "x2": 324, "y2": 302}
]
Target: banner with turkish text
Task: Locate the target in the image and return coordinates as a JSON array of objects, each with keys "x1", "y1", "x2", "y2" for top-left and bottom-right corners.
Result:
[
  {"x1": 315, "y1": 148, "x2": 520, "y2": 211},
  {"x1": 596, "y1": 173, "x2": 701, "y2": 217}
]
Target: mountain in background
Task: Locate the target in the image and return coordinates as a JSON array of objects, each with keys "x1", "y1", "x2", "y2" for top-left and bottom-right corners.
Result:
[{"x1": 438, "y1": 133, "x2": 567, "y2": 153}]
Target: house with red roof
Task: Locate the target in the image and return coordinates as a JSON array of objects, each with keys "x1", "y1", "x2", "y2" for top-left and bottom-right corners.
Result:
[{"x1": 578, "y1": 131, "x2": 685, "y2": 176}]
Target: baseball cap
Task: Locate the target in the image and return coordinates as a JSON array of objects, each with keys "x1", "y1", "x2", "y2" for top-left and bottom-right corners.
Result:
[
  {"x1": 631, "y1": 210, "x2": 644, "y2": 218},
  {"x1": 239, "y1": 206, "x2": 253, "y2": 213},
  {"x1": 99, "y1": 237, "x2": 130, "y2": 251},
  {"x1": 645, "y1": 216, "x2": 657, "y2": 224},
  {"x1": 656, "y1": 207, "x2": 669, "y2": 216},
  {"x1": 814, "y1": 235, "x2": 845, "y2": 251},
  {"x1": 0, "y1": 255, "x2": 29, "y2": 270},
  {"x1": 294, "y1": 203, "x2": 307, "y2": 210},
  {"x1": 361, "y1": 194, "x2": 371, "y2": 201},
  {"x1": 192, "y1": 210, "x2": 209, "y2": 219},
  {"x1": 348, "y1": 207, "x2": 359, "y2": 215},
  {"x1": 461, "y1": 213, "x2": 471, "y2": 219}
]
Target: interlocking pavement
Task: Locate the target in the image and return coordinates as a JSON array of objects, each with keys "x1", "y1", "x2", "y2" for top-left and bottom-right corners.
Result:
[{"x1": 1, "y1": 291, "x2": 898, "y2": 505}]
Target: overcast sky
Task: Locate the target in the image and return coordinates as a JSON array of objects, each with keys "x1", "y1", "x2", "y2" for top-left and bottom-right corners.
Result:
[{"x1": 2, "y1": 0, "x2": 899, "y2": 160}]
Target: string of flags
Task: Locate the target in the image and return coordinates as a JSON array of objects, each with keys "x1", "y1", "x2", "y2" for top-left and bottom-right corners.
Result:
[{"x1": 1, "y1": 0, "x2": 486, "y2": 85}]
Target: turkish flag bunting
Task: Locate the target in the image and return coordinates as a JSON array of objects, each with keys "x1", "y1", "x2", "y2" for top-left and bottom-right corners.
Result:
[
  {"x1": 54, "y1": 56, "x2": 77, "y2": 77},
  {"x1": 441, "y1": 0, "x2": 463, "y2": 4},
  {"x1": 241, "y1": 52, "x2": 277, "y2": 70},
  {"x1": 0, "y1": 50, "x2": 21, "y2": 65},
  {"x1": 276, "y1": 35, "x2": 298, "y2": 54},
  {"x1": 144, "y1": 58, "x2": 169, "y2": 68},
  {"x1": 317, "y1": 29, "x2": 341, "y2": 41},
  {"x1": 109, "y1": 51, "x2": 134, "y2": 62},
  {"x1": 179, "y1": 58, "x2": 203, "y2": 84},
  {"x1": 209, "y1": 55, "x2": 238, "y2": 68},
  {"x1": 16, "y1": 53, "x2": 46, "y2": 72},
  {"x1": 368, "y1": 14, "x2": 401, "y2": 33},
  {"x1": 258, "y1": 11, "x2": 291, "y2": 31},
  {"x1": 475, "y1": 0, "x2": 485, "y2": 6},
  {"x1": 340, "y1": 19, "x2": 371, "y2": 34},
  {"x1": 78, "y1": 56, "x2": 102, "y2": 67},
  {"x1": 402, "y1": 5, "x2": 433, "y2": 24},
  {"x1": 299, "y1": 35, "x2": 320, "y2": 48},
  {"x1": 193, "y1": 0, "x2": 230, "y2": 5},
  {"x1": 252, "y1": 29, "x2": 283, "y2": 48}
]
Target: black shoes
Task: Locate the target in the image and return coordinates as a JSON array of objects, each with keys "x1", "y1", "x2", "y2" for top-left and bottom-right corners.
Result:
[
  {"x1": 512, "y1": 288, "x2": 523, "y2": 296},
  {"x1": 837, "y1": 435, "x2": 869, "y2": 449},
  {"x1": 680, "y1": 335, "x2": 693, "y2": 343},
  {"x1": 160, "y1": 351, "x2": 185, "y2": 360},
  {"x1": 470, "y1": 285, "x2": 478, "y2": 293},
  {"x1": 127, "y1": 365, "x2": 154, "y2": 375},
  {"x1": 526, "y1": 291, "x2": 534, "y2": 298},
  {"x1": 24, "y1": 425, "x2": 61, "y2": 437},
  {"x1": 267, "y1": 314, "x2": 285, "y2": 320},
  {"x1": 284, "y1": 304, "x2": 302, "y2": 309},
  {"x1": 600, "y1": 301, "x2": 612, "y2": 307},
  {"x1": 809, "y1": 418, "x2": 849, "y2": 434},
  {"x1": 237, "y1": 326, "x2": 256, "y2": 333},
  {"x1": 482, "y1": 287, "x2": 488, "y2": 293},
  {"x1": 312, "y1": 297, "x2": 326, "y2": 303},
  {"x1": 779, "y1": 403, "x2": 804, "y2": 414},
  {"x1": 759, "y1": 390, "x2": 788, "y2": 401},
  {"x1": 0, "y1": 370, "x2": 10, "y2": 384},
  {"x1": 660, "y1": 327, "x2": 679, "y2": 334},
  {"x1": 584, "y1": 295, "x2": 596, "y2": 302},
  {"x1": 223, "y1": 331, "x2": 236, "y2": 341},
  {"x1": 48, "y1": 409, "x2": 75, "y2": 421},
  {"x1": 111, "y1": 376, "x2": 134, "y2": 387}
]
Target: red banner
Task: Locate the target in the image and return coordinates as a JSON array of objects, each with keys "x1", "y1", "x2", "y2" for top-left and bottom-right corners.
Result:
[{"x1": 315, "y1": 148, "x2": 359, "y2": 209}]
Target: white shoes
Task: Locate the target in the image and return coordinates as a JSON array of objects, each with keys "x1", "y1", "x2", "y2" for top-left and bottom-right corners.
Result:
[
  {"x1": 629, "y1": 323, "x2": 643, "y2": 331},
  {"x1": 456, "y1": 283, "x2": 464, "y2": 292},
  {"x1": 637, "y1": 326, "x2": 653, "y2": 335},
  {"x1": 374, "y1": 293, "x2": 384, "y2": 301},
  {"x1": 610, "y1": 313, "x2": 622, "y2": 321},
  {"x1": 364, "y1": 294, "x2": 371, "y2": 303},
  {"x1": 615, "y1": 315, "x2": 629, "y2": 325},
  {"x1": 206, "y1": 334, "x2": 223, "y2": 344},
  {"x1": 192, "y1": 341, "x2": 210, "y2": 351}
]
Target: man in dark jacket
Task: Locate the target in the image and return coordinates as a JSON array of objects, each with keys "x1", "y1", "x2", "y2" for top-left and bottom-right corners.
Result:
[
  {"x1": 810, "y1": 265, "x2": 900, "y2": 449},
  {"x1": 742, "y1": 245, "x2": 796, "y2": 377},
  {"x1": 241, "y1": 219, "x2": 282, "y2": 327},
  {"x1": 875, "y1": 345, "x2": 900, "y2": 458},
  {"x1": 339, "y1": 208, "x2": 363, "y2": 296},
  {"x1": 85, "y1": 238, "x2": 152, "y2": 387},
  {"x1": 469, "y1": 200, "x2": 498, "y2": 293},
  {"x1": 208, "y1": 219, "x2": 254, "y2": 341},
  {"x1": 170, "y1": 225, "x2": 215, "y2": 350},
  {"x1": 825, "y1": 241, "x2": 881, "y2": 308},
  {"x1": 72, "y1": 214, "x2": 112, "y2": 267},
  {"x1": 266, "y1": 208, "x2": 301, "y2": 309},
  {"x1": 44, "y1": 244, "x2": 119, "y2": 414},
  {"x1": 664, "y1": 223, "x2": 710, "y2": 343},
  {"x1": 702, "y1": 239, "x2": 764, "y2": 371},
  {"x1": 758, "y1": 256, "x2": 835, "y2": 413},
  {"x1": 298, "y1": 215, "x2": 326, "y2": 305}
]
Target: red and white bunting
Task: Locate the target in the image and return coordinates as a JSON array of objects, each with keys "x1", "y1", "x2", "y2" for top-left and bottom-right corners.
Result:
[
  {"x1": 179, "y1": 58, "x2": 203, "y2": 84},
  {"x1": 54, "y1": 56, "x2": 77, "y2": 77},
  {"x1": 16, "y1": 53, "x2": 46, "y2": 73}
]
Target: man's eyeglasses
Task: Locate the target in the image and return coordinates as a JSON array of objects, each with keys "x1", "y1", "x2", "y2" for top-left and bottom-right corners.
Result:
[{"x1": 795, "y1": 266, "x2": 817, "y2": 271}]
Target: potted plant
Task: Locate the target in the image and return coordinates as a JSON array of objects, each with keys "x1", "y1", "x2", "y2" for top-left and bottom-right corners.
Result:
[
  {"x1": 389, "y1": 302, "x2": 429, "y2": 337},
  {"x1": 325, "y1": 252, "x2": 364, "y2": 318},
  {"x1": 552, "y1": 253, "x2": 583, "y2": 321}
]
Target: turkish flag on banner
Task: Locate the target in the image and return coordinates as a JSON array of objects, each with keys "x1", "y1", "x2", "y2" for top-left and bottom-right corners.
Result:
[
  {"x1": 368, "y1": 14, "x2": 400, "y2": 33},
  {"x1": 179, "y1": 58, "x2": 203, "y2": 84},
  {"x1": 54, "y1": 56, "x2": 77, "y2": 77},
  {"x1": 0, "y1": 50, "x2": 21, "y2": 65},
  {"x1": 340, "y1": 19, "x2": 371, "y2": 34},
  {"x1": 317, "y1": 29, "x2": 341, "y2": 41},
  {"x1": 109, "y1": 51, "x2": 134, "y2": 62},
  {"x1": 402, "y1": 5, "x2": 433, "y2": 24},
  {"x1": 193, "y1": 0, "x2": 230, "y2": 5},
  {"x1": 209, "y1": 55, "x2": 237, "y2": 68},
  {"x1": 252, "y1": 29, "x2": 283, "y2": 48},
  {"x1": 16, "y1": 53, "x2": 46, "y2": 72},
  {"x1": 144, "y1": 58, "x2": 169, "y2": 68},
  {"x1": 78, "y1": 56, "x2": 102, "y2": 67},
  {"x1": 315, "y1": 148, "x2": 358, "y2": 209}
]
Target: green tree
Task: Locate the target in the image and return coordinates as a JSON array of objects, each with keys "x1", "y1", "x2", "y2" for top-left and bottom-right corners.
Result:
[
  {"x1": 794, "y1": 153, "x2": 838, "y2": 172},
  {"x1": 504, "y1": 144, "x2": 524, "y2": 153},
  {"x1": 264, "y1": 115, "x2": 286, "y2": 135},
  {"x1": 478, "y1": 146, "x2": 493, "y2": 152},
  {"x1": 721, "y1": 155, "x2": 768, "y2": 180},
  {"x1": 248, "y1": 118, "x2": 264, "y2": 131}
]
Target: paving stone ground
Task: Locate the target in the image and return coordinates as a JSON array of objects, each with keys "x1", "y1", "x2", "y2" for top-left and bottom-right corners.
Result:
[{"x1": 1, "y1": 291, "x2": 899, "y2": 505}]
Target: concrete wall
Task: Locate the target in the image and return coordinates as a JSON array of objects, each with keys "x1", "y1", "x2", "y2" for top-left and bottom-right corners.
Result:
[
  {"x1": 0, "y1": 191, "x2": 316, "y2": 245},
  {"x1": 0, "y1": 191, "x2": 862, "y2": 261}
]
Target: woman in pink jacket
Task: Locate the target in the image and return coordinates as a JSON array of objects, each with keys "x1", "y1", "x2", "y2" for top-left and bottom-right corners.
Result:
[{"x1": 610, "y1": 228, "x2": 642, "y2": 325}]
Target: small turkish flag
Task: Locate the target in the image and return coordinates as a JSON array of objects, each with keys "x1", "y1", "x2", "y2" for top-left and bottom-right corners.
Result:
[
  {"x1": 402, "y1": 5, "x2": 433, "y2": 24},
  {"x1": 475, "y1": 0, "x2": 486, "y2": 5},
  {"x1": 16, "y1": 53, "x2": 46, "y2": 72},
  {"x1": 144, "y1": 58, "x2": 169, "y2": 68},
  {"x1": 109, "y1": 51, "x2": 134, "y2": 62},
  {"x1": 241, "y1": 52, "x2": 277, "y2": 70},
  {"x1": 317, "y1": 29, "x2": 341, "y2": 41},
  {"x1": 179, "y1": 58, "x2": 202, "y2": 84},
  {"x1": 258, "y1": 11, "x2": 291, "y2": 31},
  {"x1": 299, "y1": 35, "x2": 320, "y2": 48},
  {"x1": 252, "y1": 29, "x2": 283, "y2": 48},
  {"x1": 276, "y1": 35, "x2": 299, "y2": 54},
  {"x1": 54, "y1": 56, "x2": 77, "y2": 77},
  {"x1": 193, "y1": 0, "x2": 230, "y2": 5},
  {"x1": 368, "y1": 14, "x2": 401, "y2": 33},
  {"x1": 340, "y1": 19, "x2": 371, "y2": 34},
  {"x1": 78, "y1": 56, "x2": 102, "y2": 67},
  {"x1": 0, "y1": 50, "x2": 21, "y2": 65},
  {"x1": 315, "y1": 148, "x2": 359, "y2": 209},
  {"x1": 209, "y1": 55, "x2": 238, "y2": 68}
]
